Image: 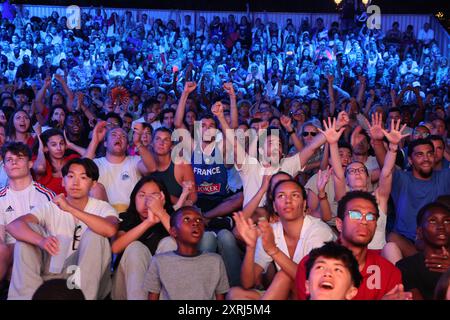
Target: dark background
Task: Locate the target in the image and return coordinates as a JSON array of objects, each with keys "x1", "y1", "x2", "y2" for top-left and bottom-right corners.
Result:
[{"x1": 7, "y1": 0, "x2": 450, "y2": 14}]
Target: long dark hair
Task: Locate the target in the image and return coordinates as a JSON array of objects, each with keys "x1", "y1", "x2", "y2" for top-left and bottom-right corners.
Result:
[
  {"x1": 125, "y1": 176, "x2": 174, "y2": 217},
  {"x1": 6, "y1": 108, "x2": 32, "y2": 141},
  {"x1": 37, "y1": 128, "x2": 66, "y2": 171},
  {"x1": 45, "y1": 104, "x2": 68, "y2": 129}
]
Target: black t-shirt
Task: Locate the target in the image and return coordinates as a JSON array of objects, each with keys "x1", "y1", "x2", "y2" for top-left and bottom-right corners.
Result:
[
  {"x1": 118, "y1": 211, "x2": 169, "y2": 255},
  {"x1": 396, "y1": 252, "x2": 442, "y2": 300}
]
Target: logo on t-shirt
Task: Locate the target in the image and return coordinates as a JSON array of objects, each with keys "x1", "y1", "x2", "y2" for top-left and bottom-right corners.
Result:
[
  {"x1": 197, "y1": 182, "x2": 221, "y2": 195},
  {"x1": 121, "y1": 172, "x2": 130, "y2": 181},
  {"x1": 5, "y1": 205, "x2": 14, "y2": 212}
]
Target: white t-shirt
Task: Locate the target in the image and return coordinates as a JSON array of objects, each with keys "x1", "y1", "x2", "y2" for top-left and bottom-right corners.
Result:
[
  {"x1": 0, "y1": 182, "x2": 55, "y2": 244},
  {"x1": 31, "y1": 197, "x2": 118, "y2": 257},
  {"x1": 236, "y1": 154, "x2": 304, "y2": 207},
  {"x1": 418, "y1": 28, "x2": 434, "y2": 44},
  {"x1": 254, "y1": 215, "x2": 336, "y2": 272},
  {"x1": 93, "y1": 156, "x2": 142, "y2": 209},
  {"x1": 369, "y1": 206, "x2": 387, "y2": 250}
]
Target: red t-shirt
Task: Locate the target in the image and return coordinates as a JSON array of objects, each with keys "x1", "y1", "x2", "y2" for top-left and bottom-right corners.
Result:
[
  {"x1": 26, "y1": 135, "x2": 36, "y2": 149},
  {"x1": 35, "y1": 153, "x2": 80, "y2": 195},
  {"x1": 295, "y1": 249, "x2": 402, "y2": 300}
]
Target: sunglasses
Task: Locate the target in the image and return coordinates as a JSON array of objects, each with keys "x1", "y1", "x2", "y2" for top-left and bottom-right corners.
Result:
[
  {"x1": 302, "y1": 131, "x2": 317, "y2": 137},
  {"x1": 347, "y1": 210, "x2": 378, "y2": 222}
]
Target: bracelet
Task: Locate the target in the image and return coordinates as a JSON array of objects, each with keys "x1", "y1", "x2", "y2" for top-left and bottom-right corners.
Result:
[
  {"x1": 267, "y1": 247, "x2": 280, "y2": 257},
  {"x1": 318, "y1": 192, "x2": 328, "y2": 200},
  {"x1": 287, "y1": 129, "x2": 295, "y2": 135}
]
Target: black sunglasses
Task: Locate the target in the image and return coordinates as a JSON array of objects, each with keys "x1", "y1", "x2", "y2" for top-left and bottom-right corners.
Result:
[{"x1": 302, "y1": 131, "x2": 317, "y2": 137}]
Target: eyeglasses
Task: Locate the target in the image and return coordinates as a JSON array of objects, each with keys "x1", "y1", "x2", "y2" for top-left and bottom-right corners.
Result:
[
  {"x1": 347, "y1": 210, "x2": 378, "y2": 222},
  {"x1": 302, "y1": 131, "x2": 317, "y2": 137},
  {"x1": 346, "y1": 167, "x2": 367, "y2": 175},
  {"x1": 72, "y1": 225, "x2": 82, "y2": 251}
]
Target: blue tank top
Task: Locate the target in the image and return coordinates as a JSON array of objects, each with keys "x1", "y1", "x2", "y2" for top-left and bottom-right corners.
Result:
[{"x1": 192, "y1": 145, "x2": 230, "y2": 199}]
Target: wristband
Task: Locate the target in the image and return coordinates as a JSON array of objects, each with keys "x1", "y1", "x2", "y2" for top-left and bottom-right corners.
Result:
[{"x1": 287, "y1": 129, "x2": 295, "y2": 135}]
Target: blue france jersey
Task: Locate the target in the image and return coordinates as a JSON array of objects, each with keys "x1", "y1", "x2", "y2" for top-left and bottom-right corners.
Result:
[{"x1": 192, "y1": 146, "x2": 230, "y2": 199}]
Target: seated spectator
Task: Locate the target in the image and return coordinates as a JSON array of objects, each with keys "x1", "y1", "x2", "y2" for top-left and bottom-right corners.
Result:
[
  {"x1": 296, "y1": 191, "x2": 410, "y2": 300},
  {"x1": 88, "y1": 123, "x2": 156, "y2": 212},
  {"x1": 6, "y1": 158, "x2": 118, "y2": 300},
  {"x1": 396, "y1": 202, "x2": 450, "y2": 300},
  {"x1": 111, "y1": 176, "x2": 190, "y2": 300},
  {"x1": 227, "y1": 179, "x2": 335, "y2": 300},
  {"x1": 305, "y1": 241, "x2": 362, "y2": 300},
  {"x1": 144, "y1": 206, "x2": 229, "y2": 300}
]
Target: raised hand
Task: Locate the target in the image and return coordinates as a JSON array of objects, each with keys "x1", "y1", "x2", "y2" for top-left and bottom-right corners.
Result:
[
  {"x1": 33, "y1": 122, "x2": 42, "y2": 136},
  {"x1": 365, "y1": 112, "x2": 385, "y2": 141},
  {"x1": 326, "y1": 74, "x2": 334, "y2": 84},
  {"x1": 211, "y1": 101, "x2": 224, "y2": 118},
  {"x1": 233, "y1": 211, "x2": 259, "y2": 248},
  {"x1": 44, "y1": 77, "x2": 52, "y2": 88},
  {"x1": 280, "y1": 115, "x2": 293, "y2": 131},
  {"x1": 92, "y1": 120, "x2": 108, "y2": 142},
  {"x1": 132, "y1": 123, "x2": 143, "y2": 146},
  {"x1": 319, "y1": 117, "x2": 345, "y2": 144},
  {"x1": 336, "y1": 111, "x2": 350, "y2": 130},
  {"x1": 261, "y1": 174, "x2": 272, "y2": 192},
  {"x1": 358, "y1": 75, "x2": 366, "y2": 84},
  {"x1": 76, "y1": 92, "x2": 84, "y2": 105},
  {"x1": 183, "y1": 81, "x2": 197, "y2": 94},
  {"x1": 223, "y1": 82, "x2": 236, "y2": 97},
  {"x1": 381, "y1": 119, "x2": 409, "y2": 146},
  {"x1": 317, "y1": 166, "x2": 332, "y2": 192}
]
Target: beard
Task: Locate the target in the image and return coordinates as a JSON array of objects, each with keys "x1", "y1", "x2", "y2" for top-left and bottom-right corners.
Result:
[{"x1": 416, "y1": 167, "x2": 433, "y2": 179}]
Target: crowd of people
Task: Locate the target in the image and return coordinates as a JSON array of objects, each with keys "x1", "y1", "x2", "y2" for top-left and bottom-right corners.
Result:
[{"x1": 0, "y1": 4, "x2": 449, "y2": 300}]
